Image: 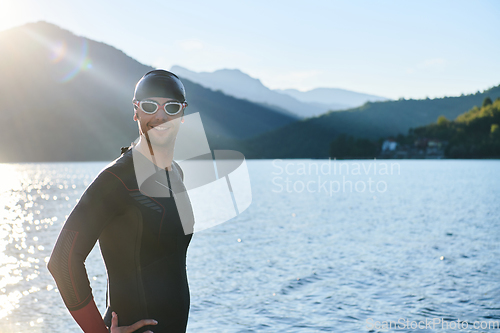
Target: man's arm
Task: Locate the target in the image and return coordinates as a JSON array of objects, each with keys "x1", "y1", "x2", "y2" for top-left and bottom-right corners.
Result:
[{"x1": 48, "y1": 170, "x2": 125, "y2": 332}]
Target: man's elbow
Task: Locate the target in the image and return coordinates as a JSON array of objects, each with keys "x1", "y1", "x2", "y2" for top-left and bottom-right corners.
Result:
[
  {"x1": 46, "y1": 228, "x2": 79, "y2": 281},
  {"x1": 46, "y1": 247, "x2": 68, "y2": 283},
  {"x1": 47, "y1": 255, "x2": 54, "y2": 274}
]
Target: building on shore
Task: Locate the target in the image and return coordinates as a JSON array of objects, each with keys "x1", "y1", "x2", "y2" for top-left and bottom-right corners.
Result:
[{"x1": 379, "y1": 137, "x2": 446, "y2": 159}]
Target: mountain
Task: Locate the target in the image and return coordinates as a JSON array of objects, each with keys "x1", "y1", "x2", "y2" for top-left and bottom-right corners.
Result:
[
  {"x1": 171, "y1": 65, "x2": 390, "y2": 117},
  {"x1": 242, "y1": 86, "x2": 500, "y2": 158},
  {"x1": 0, "y1": 22, "x2": 297, "y2": 162},
  {"x1": 277, "y1": 87, "x2": 390, "y2": 110},
  {"x1": 3, "y1": 22, "x2": 497, "y2": 162},
  {"x1": 171, "y1": 65, "x2": 333, "y2": 118}
]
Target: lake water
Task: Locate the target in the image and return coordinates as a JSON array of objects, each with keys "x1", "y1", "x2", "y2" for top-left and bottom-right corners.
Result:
[{"x1": 0, "y1": 160, "x2": 499, "y2": 332}]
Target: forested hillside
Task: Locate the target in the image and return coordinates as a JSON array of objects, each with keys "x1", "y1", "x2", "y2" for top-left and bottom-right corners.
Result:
[
  {"x1": 399, "y1": 97, "x2": 500, "y2": 158},
  {"x1": 243, "y1": 86, "x2": 500, "y2": 158}
]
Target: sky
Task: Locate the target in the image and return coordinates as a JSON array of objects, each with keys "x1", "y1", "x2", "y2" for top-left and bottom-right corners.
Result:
[{"x1": 1, "y1": 0, "x2": 499, "y2": 100}]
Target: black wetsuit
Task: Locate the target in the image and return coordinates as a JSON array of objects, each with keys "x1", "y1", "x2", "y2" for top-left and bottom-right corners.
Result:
[{"x1": 48, "y1": 147, "x2": 194, "y2": 333}]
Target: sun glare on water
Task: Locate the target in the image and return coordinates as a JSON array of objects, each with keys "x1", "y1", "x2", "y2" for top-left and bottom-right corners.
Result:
[
  {"x1": 0, "y1": 165, "x2": 22, "y2": 194},
  {"x1": 0, "y1": 164, "x2": 25, "y2": 323},
  {"x1": 0, "y1": 163, "x2": 102, "y2": 332}
]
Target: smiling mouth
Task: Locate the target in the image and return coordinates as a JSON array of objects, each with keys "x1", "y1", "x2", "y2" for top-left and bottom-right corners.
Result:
[{"x1": 150, "y1": 125, "x2": 169, "y2": 131}]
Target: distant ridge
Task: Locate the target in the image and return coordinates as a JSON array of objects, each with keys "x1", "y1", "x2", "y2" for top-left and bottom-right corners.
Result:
[
  {"x1": 277, "y1": 87, "x2": 390, "y2": 110},
  {"x1": 172, "y1": 65, "x2": 390, "y2": 117},
  {"x1": 171, "y1": 65, "x2": 328, "y2": 118}
]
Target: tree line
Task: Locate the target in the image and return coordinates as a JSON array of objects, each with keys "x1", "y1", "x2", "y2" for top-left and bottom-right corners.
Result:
[{"x1": 330, "y1": 97, "x2": 500, "y2": 159}]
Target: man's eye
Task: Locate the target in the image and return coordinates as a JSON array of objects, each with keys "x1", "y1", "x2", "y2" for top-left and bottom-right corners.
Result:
[{"x1": 142, "y1": 103, "x2": 157, "y2": 112}]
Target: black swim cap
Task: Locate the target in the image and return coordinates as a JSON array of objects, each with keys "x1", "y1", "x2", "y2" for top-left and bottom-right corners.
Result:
[{"x1": 133, "y1": 69, "x2": 186, "y2": 102}]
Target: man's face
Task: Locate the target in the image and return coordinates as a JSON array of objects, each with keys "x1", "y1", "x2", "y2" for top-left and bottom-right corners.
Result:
[{"x1": 134, "y1": 97, "x2": 183, "y2": 148}]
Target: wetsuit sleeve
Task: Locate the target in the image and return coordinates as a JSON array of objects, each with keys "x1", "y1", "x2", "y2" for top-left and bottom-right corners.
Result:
[{"x1": 47, "y1": 170, "x2": 126, "y2": 332}]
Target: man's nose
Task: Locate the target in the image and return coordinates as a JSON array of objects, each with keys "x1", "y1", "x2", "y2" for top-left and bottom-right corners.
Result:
[{"x1": 154, "y1": 107, "x2": 173, "y2": 122}]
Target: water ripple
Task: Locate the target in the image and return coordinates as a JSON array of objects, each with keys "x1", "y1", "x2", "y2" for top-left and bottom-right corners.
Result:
[{"x1": 0, "y1": 160, "x2": 499, "y2": 332}]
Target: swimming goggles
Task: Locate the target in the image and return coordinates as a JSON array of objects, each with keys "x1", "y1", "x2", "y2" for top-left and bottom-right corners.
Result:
[{"x1": 133, "y1": 99, "x2": 188, "y2": 116}]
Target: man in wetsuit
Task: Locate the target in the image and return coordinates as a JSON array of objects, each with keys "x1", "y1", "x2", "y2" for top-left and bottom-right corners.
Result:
[{"x1": 48, "y1": 70, "x2": 194, "y2": 333}]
